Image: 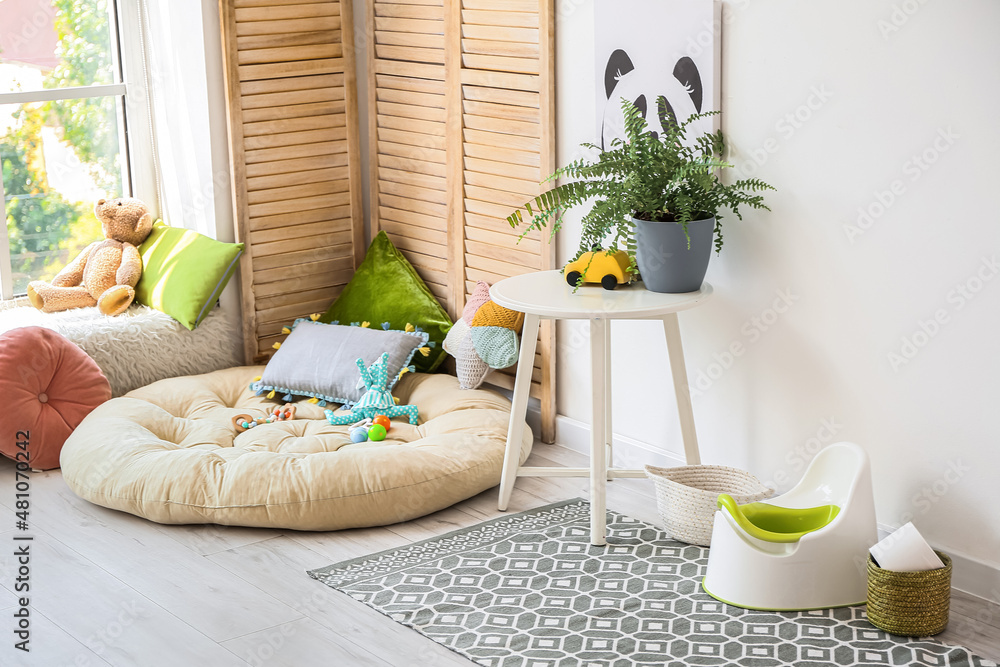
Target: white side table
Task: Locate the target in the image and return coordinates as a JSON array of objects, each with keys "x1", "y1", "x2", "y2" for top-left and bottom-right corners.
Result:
[{"x1": 490, "y1": 270, "x2": 713, "y2": 546}]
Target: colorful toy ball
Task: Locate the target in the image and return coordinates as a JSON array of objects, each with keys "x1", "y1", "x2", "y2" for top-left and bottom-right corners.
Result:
[
  {"x1": 349, "y1": 426, "x2": 369, "y2": 443},
  {"x1": 368, "y1": 424, "x2": 387, "y2": 441},
  {"x1": 372, "y1": 414, "x2": 391, "y2": 430}
]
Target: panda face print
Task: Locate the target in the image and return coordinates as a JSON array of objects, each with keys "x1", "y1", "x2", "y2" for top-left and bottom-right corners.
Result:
[{"x1": 601, "y1": 49, "x2": 707, "y2": 149}]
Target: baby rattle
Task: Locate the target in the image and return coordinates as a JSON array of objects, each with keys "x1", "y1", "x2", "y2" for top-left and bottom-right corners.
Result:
[{"x1": 232, "y1": 404, "x2": 297, "y2": 432}]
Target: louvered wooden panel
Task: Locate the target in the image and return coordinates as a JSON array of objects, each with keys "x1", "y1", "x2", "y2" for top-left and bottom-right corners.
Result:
[
  {"x1": 221, "y1": 0, "x2": 364, "y2": 363},
  {"x1": 367, "y1": 0, "x2": 554, "y2": 440},
  {"x1": 367, "y1": 0, "x2": 454, "y2": 313},
  {"x1": 457, "y1": 0, "x2": 555, "y2": 440}
]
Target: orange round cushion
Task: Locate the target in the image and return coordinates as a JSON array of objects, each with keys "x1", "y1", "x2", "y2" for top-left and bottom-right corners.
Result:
[{"x1": 0, "y1": 327, "x2": 111, "y2": 470}]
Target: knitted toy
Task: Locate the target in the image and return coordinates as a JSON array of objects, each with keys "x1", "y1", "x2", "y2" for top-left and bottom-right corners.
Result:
[
  {"x1": 26, "y1": 197, "x2": 154, "y2": 316},
  {"x1": 325, "y1": 353, "x2": 419, "y2": 425},
  {"x1": 443, "y1": 280, "x2": 525, "y2": 389}
]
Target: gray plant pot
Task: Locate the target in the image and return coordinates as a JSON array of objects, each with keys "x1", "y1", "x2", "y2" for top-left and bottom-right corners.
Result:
[{"x1": 633, "y1": 215, "x2": 716, "y2": 293}]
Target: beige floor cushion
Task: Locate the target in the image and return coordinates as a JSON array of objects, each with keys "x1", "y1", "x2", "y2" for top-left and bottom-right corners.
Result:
[{"x1": 60, "y1": 366, "x2": 533, "y2": 530}]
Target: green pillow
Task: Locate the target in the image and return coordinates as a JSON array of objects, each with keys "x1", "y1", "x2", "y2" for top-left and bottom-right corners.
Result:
[
  {"x1": 135, "y1": 221, "x2": 244, "y2": 330},
  {"x1": 319, "y1": 231, "x2": 452, "y2": 372}
]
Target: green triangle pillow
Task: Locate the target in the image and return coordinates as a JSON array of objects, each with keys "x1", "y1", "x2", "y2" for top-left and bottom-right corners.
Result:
[
  {"x1": 135, "y1": 221, "x2": 244, "y2": 330},
  {"x1": 319, "y1": 231, "x2": 452, "y2": 372}
]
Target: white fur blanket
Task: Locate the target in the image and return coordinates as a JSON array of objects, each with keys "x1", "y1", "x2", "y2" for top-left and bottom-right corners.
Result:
[{"x1": 0, "y1": 304, "x2": 242, "y2": 396}]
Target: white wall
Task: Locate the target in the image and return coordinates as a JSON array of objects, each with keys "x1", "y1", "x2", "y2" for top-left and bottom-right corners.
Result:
[{"x1": 556, "y1": 0, "x2": 1000, "y2": 589}]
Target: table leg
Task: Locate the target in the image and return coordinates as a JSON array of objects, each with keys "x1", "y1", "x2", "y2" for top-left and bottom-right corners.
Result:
[
  {"x1": 590, "y1": 318, "x2": 608, "y2": 546},
  {"x1": 498, "y1": 313, "x2": 541, "y2": 511},
  {"x1": 663, "y1": 313, "x2": 701, "y2": 465},
  {"x1": 603, "y1": 317, "x2": 613, "y2": 478}
]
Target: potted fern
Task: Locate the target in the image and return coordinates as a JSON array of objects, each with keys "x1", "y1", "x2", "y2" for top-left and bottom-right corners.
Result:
[{"x1": 507, "y1": 98, "x2": 774, "y2": 293}]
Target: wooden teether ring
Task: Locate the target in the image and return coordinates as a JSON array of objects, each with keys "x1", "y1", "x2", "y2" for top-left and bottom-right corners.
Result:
[{"x1": 232, "y1": 414, "x2": 254, "y2": 432}]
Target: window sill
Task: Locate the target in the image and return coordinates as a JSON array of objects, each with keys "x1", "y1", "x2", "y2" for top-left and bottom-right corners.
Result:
[{"x1": 0, "y1": 296, "x2": 30, "y2": 312}]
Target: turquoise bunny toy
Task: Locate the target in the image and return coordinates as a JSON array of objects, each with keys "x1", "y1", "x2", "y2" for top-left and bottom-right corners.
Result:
[{"x1": 325, "y1": 353, "x2": 419, "y2": 425}]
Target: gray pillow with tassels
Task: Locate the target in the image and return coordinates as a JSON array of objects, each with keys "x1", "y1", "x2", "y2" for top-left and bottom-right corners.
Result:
[{"x1": 249, "y1": 320, "x2": 428, "y2": 407}]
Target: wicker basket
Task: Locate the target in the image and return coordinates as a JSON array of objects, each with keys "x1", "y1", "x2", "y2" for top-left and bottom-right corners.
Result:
[
  {"x1": 867, "y1": 552, "x2": 952, "y2": 636},
  {"x1": 644, "y1": 464, "x2": 773, "y2": 546}
]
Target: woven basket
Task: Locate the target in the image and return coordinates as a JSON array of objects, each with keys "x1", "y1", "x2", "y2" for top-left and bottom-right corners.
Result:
[
  {"x1": 644, "y1": 464, "x2": 773, "y2": 546},
  {"x1": 867, "y1": 552, "x2": 951, "y2": 636}
]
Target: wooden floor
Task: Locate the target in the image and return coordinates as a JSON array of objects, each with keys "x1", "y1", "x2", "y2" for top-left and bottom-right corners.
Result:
[{"x1": 1, "y1": 443, "x2": 997, "y2": 666}]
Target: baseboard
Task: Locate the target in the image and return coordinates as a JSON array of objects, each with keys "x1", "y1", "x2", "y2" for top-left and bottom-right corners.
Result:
[
  {"x1": 947, "y1": 551, "x2": 1000, "y2": 602},
  {"x1": 887, "y1": 536, "x2": 1000, "y2": 602},
  {"x1": 528, "y1": 408, "x2": 1000, "y2": 600},
  {"x1": 526, "y1": 409, "x2": 687, "y2": 469}
]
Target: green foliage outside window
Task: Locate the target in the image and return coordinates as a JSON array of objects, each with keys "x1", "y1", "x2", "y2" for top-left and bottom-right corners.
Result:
[
  {"x1": 1, "y1": 123, "x2": 87, "y2": 279},
  {"x1": 3, "y1": 0, "x2": 117, "y2": 291},
  {"x1": 45, "y1": 0, "x2": 122, "y2": 194}
]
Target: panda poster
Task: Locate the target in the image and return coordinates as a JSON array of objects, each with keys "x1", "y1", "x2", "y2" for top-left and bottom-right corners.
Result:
[{"x1": 595, "y1": 0, "x2": 721, "y2": 148}]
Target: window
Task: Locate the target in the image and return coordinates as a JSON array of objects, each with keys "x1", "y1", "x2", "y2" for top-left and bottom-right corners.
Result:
[{"x1": 0, "y1": 0, "x2": 151, "y2": 300}]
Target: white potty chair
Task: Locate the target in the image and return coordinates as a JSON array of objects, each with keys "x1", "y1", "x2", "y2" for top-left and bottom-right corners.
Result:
[{"x1": 702, "y1": 442, "x2": 877, "y2": 610}]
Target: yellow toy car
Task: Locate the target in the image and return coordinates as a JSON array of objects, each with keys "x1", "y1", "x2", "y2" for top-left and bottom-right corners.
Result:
[{"x1": 564, "y1": 249, "x2": 635, "y2": 290}]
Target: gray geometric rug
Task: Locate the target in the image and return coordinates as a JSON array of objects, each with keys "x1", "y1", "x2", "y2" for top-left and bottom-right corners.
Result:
[{"x1": 308, "y1": 499, "x2": 992, "y2": 667}]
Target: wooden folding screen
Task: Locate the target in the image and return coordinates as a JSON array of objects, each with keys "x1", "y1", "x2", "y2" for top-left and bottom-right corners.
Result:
[
  {"x1": 368, "y1": 0, "x2": 557, "y2": 441},
  {"x1": 220, "y1": 0, "x2": 364, "y2": 364}
]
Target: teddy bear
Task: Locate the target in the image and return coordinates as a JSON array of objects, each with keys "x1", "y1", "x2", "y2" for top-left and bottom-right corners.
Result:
[{"x1": 26, "y1": 196, "x2": 154, "y2": 317}]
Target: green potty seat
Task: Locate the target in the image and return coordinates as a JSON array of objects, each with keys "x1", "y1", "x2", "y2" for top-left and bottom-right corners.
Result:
[{"x1": 717, "y1": 494, "x2": 840, "y2": 543}]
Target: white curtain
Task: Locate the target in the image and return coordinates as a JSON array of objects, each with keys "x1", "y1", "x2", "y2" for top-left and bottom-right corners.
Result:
[{"x1": 137, "y1": 0, "x2": 230, "y2": 240}]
